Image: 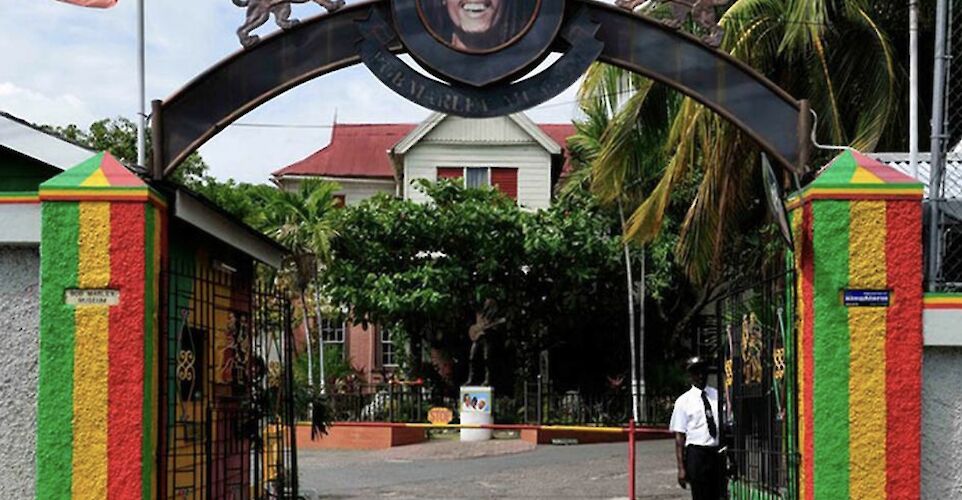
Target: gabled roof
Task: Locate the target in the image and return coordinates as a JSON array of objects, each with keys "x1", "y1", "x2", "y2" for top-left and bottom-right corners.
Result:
[
  {"x1": 272, "y1": 123, "x2": 417, "y2": 180},
  {"x1": 0, "y1": 111, "x2": 94, "y2": 170},
  {"x1": 272, "y1": 116, "x2": 576, "y2": 181},
  {"x1": 391, "y1": 112, "x2": 565, "y2": 155},
  {"x1": 540, "y1": 124, "x2": 575, "y2": 148}
]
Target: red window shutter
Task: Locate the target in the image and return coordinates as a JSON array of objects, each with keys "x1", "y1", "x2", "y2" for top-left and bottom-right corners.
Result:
[
  {"x1": 437, "y1": 167, "x2": 463, "y2": 180},
  {"x1": 491, "y1": 168, "x2": 518, "y2": 200}
]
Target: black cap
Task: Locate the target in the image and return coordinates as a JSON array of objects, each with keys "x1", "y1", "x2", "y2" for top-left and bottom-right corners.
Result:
[{"x1": 685, "y1": 356, "x2": 709, "y2": 371}]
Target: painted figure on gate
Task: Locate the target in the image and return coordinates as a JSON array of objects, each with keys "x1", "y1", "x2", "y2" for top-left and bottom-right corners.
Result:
[{"x1": 418, "y1": 0, "x2": 540, "y2": 52}]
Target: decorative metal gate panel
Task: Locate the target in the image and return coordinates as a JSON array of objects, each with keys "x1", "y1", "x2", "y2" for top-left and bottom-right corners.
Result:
[
  {"x1": 159, "y1": 257, "x2": 298, "y2": 499},
  {"x1": 717, "y1": 270, "x2": 799, "y2": 499}
]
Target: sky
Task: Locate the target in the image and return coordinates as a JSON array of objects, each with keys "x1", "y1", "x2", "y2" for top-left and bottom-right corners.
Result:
[{"x1": 0, "y1": 1, "x2": 601, "y2": 183}]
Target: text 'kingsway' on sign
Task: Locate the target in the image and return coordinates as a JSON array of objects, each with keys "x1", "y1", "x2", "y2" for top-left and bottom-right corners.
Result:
[{"x1": 65, "y1": 289, "x2": 120, "y2": 306}]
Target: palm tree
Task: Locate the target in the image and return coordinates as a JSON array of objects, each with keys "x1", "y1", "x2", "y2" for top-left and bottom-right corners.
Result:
[
  {"x1": 583, "y1": 0, "x2": 898, "y2": 283},
  {"x1": 566, "y1": 65, "x2": 678, "y2": 422},
  {"x1": 262, "y1": 179, "x2": 341, "y2": 399}
]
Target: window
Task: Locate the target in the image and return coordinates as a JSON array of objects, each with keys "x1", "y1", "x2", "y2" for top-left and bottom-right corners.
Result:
[
  {"x1": 490, "y1": 168, "x2": 518, "y2": 200},
  {"x1": 381, "y1": 328, "x2": 397, "y2": 367},
  {"x1": 437, "y1": 167, "x2": 463, "y2": 180},
  {"x1": 465, "y1": 167, "x2": 490, "y2": 189},
  {"x1": 320, "y1": 317, "x2": 346, "y2": 359},
  {"x1": 436, "y1": 167, "x2": 518, "y2": 200}
]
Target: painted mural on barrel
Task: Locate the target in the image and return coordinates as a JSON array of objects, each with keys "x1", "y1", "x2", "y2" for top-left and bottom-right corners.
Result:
[{"x1": 789, "y1": 150, "x2": 923, "y2": 500}]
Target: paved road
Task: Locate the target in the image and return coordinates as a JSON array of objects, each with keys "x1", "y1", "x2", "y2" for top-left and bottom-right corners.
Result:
[{"x1": 298, "y1": 438, "x2": 687, "y2": 499}]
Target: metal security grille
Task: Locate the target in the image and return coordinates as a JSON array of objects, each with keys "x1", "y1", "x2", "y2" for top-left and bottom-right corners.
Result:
[
  {"x1": 159, "y1": 260, "x2": 298, "y2": 499},
  {"x1": 930, "y1": 0, "x2": 962, "y2": 291},
  {"x1": 716, "y1": 270, "x2": 799, "y2": 499}
]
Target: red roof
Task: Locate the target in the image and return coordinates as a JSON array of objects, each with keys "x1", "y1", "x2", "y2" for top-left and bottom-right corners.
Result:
[
  {"x1": 540, "y1": 124, "x2": 576, "y2": 152},
  {"x1": 273, "y1": 123, "x2": 416, "y2": 179},
  {"x1": 273, "y1": 122, "x2": 577, "y2": 180}
]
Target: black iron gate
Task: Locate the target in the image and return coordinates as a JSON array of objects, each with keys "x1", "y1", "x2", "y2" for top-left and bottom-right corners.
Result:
[
  {"x1": 716, "y1": 270, "x2": 799, "y2": 499},
  {"x1": 159, "y1": 259, "x2": 298, "y2": 499}
]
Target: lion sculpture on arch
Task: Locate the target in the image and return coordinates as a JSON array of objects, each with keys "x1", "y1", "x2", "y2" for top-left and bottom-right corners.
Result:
[
  {"x1": 231, "y1": 0, "x2": 345, "y2": 48},
  {"x1": 616, "y1": 0, "x2": 729, "y2": 47}
]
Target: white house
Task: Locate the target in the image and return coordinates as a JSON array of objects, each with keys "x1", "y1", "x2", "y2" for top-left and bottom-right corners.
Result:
[
  {"x1": 272, "y1": 112, "x2": 575, "y2": 210},
  {"x1": 270, "y1": 112, "x2": 575, "y2": 381}
]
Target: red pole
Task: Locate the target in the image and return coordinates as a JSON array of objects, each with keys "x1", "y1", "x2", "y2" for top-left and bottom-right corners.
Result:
[{"x1": 628, "y1": 418, "x2": 636, "y2": 500}]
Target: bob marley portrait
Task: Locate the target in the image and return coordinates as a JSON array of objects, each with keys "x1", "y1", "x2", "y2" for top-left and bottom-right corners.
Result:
[{"x1": 417, "y1": 0, "x2": 540, "y2": 53}]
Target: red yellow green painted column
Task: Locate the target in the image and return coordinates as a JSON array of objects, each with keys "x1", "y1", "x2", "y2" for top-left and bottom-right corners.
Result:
[
  {"x1": 788, "y1": 150, "x2": 923, "y2": 500},
  {"x1": 36, "y1": 152, "x2": 165, "y2": 499}
]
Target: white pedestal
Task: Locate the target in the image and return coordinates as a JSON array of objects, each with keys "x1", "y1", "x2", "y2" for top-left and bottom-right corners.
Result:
[{"x1": 459, "y1": 386, "x2": 493, "y2": 442}]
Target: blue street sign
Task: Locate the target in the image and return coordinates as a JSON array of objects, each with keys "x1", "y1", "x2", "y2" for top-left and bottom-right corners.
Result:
[{"x1": 843, "y1": 289, "x2": 891, "y2": 307}]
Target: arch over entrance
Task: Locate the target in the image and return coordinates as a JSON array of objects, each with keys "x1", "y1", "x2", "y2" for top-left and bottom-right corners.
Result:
[{"x1": 152, "y1": 0, "x2": 809, "y2": 180}]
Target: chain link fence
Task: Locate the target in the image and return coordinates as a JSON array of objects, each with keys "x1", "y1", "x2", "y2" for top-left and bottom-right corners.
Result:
[{"x1": 928, "y1": 0, "x2": 962, "y2": 291}]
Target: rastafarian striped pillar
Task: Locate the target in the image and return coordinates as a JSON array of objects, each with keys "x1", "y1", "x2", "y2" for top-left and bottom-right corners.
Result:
[
  {"x1": 789, "y1": 150, "x2": 924, "y2": 500},
  {"x1": 36, "y1": 152, "x2": 164, "y2": 499}
]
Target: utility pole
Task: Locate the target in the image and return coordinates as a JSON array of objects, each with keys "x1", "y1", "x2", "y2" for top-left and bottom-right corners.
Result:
[
  {"x1": 637, "y1": 246, "x2": 646, "y2": 423},
  {"x1": 136, "y1": 0, "x2": 146, "y2": 168},
  {"x1": 910, "y1": 0, "x2": 920, "y2": 179},
  {"x1": 619, "y1": 202, "x2": 640, "y2": 423},
  {"x1": 929, "y1": 0, "x2": 951, "y2": 291}
]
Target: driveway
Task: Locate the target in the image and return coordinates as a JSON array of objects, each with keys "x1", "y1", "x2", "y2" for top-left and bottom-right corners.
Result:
[{"x1": 298, "y1": 437, "x2": 687, "y2": 499}]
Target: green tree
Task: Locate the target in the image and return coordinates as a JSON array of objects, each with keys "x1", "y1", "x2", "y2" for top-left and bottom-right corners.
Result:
[
  {"x1": 41, "y1": 117, "x2": 285, "y2": 234},
  {"x1": 260, "y1": 179, "x2": 342, "y2": 396},
  {"x1": 566, "y1": 64, "x2": 680, "y2": 418},
  {"x1": 324, "y1": 181, "x2": 632, "y2": 394},
  {"x1": 44, "y1": 117, "x2": 209, "y2": 187},
  {"x1": 585, "y1": 0, "x2": 899, "y2": 283}
]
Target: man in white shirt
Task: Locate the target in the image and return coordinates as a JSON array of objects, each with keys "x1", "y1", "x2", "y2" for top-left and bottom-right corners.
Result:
[{"x1": 669, "y1": 356, "x2": 723, "y2": 499}]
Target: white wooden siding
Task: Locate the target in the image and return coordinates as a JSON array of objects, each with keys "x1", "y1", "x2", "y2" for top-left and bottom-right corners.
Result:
[
  {"x1": 278, "y1": 177, "x2": 397, "y2": 206},
  {"x1": 403, "y1": 143, "x2": 552, "y2": 210},
  {"x1": 421, "y1": 115, "x2": 534, "y2": 144}
]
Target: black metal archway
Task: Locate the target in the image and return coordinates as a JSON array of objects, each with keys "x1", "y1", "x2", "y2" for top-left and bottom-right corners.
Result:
[{"x1": 151, "y1": 0, "x2": 808, "y2": 179}]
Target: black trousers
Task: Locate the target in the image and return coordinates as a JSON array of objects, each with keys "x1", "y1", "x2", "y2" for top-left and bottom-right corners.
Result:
[{"x1": 685, "y1": 445, "x2": 723, "y2": 500}]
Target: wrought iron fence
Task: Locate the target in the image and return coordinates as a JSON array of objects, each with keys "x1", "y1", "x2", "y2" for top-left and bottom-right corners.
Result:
[
  {"x1": 523, "y1": 382, "x2": 674, "y2": 427},
  {"x1": 716, "y1": 270, "x2": 799, "y2": 499},
  {"x1": 159, "y1": 261, "x2": 298, "y2": 499},
  {"x1": 313, "y1": 380, "x2": 673, "y2": 427},
  {"x1": 318, "y1": 383, "x2": 434, "y2": 423}
]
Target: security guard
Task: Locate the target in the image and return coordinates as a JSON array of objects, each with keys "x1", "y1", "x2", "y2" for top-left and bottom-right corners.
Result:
[{"x1": 669, "y1": 356, "x2": 723, "y2": 499}]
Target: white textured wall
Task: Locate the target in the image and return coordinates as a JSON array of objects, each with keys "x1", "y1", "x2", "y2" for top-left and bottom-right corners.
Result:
[
  {"x1": 403, "y1": 115, "x2": 554, "y2": 210},
  {"x1": 404, "y1": 144, "x2": 552, "y2": 210},
  {"x1": 0, "y1": 245, "x2": 39, "y2": 498},
  {"x1": 922, "y1": 346, "x2": 962, "y2": 499},
  {"x1": 421, "y1": 115, "x2": 544, "y2": 145}
]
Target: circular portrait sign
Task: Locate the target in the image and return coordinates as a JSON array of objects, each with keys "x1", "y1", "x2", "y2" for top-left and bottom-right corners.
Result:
[
  {"x1": 416, "y1": 0, "x2": 541, "y2": 54},
  {"x1": 392, "y1": 0, "x2": 565, "y2": 87}
]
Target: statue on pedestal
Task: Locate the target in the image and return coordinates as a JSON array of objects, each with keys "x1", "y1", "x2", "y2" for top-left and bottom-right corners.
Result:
[{"x1": 465, "y1": 299, "x2": 505, "y2": 387}]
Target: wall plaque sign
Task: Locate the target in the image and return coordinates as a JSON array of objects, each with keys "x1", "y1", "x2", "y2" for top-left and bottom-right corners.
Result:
[
  {"x1": 65, "y1": 289, "x2": 120, "y2": 306},
  {"x1": 843, "y1": 289, "x2": 891, "y2": 307}
]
